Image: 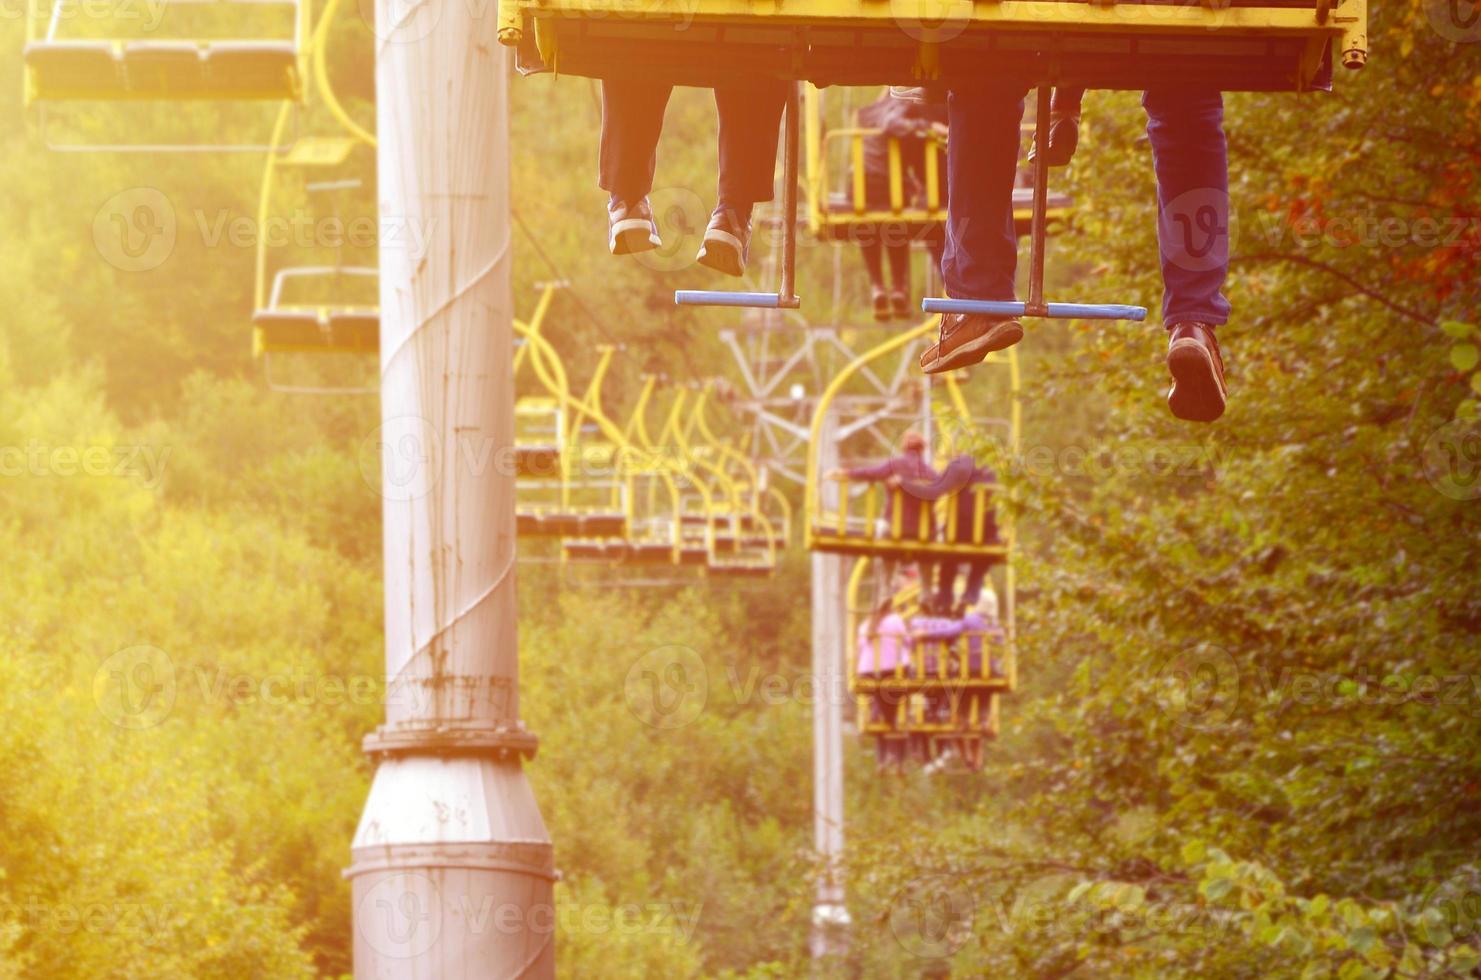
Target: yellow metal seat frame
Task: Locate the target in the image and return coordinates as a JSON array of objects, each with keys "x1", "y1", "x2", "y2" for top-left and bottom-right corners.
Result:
[
  {"x1": 804, "y1": 88, "x2": 1072, "y2": 244},
  {"x1": 497, "y1": 0, "x2": 1367, "y2": 92},
  {"x1": 514, "y1": 327, "x2": 642, "y2": 545},
  {"x1": 847, "y1": 560, "x2": 1013, "y2": 745},
  {"x1": 24, "y1": 0, "x2": 316, "y2": 150},
  {"x1": 805, "y1": 318, "x2": 1020, "y2": 563}
]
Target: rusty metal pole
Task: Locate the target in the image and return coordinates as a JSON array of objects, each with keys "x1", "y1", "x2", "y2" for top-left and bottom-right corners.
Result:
[{"x1": 346, "y1": 7, "x2": 554, "y2": 975}]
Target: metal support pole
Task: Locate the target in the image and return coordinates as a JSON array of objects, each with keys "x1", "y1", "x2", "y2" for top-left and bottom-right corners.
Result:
[
  {"x1": 779, "y1": 81, "x2": 802, "y2": 310},
  {"x1": 674, "y1": 83, "x2": 803, "y2": 310},
  {"x1": 1025, "y1": 85, "x2": 1052, "y2": 318},
  {"x1": 347, "y1": 12, "x2": 554, "y2": 977},
  {"x1": 810, "y1": 408, "x2": 850, "y2": 964}
]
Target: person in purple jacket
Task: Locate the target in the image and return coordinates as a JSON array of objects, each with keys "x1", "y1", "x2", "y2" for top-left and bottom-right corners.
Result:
[
  {"x1": 915, "y1": 593, "x2": 1006, "y2": 770},
  {"x1": 908, "y1": 602, "x2": 958, "y2": 766},
  {"x1": 826, "y1": 430, "x2": 940, "y2": 609}
]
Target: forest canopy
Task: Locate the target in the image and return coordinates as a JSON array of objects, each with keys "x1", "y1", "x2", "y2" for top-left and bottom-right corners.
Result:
[{"x1": 1, "y1": 0, "x2": 1479, "y2": 976}]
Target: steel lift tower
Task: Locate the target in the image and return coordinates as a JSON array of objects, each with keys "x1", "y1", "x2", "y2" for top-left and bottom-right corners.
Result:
[{"x1": 345, "y1": 10, "x2": 555, "y2": 977}]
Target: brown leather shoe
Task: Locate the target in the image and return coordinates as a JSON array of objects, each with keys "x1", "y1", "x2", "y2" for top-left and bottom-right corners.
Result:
[
  {"x1": 1166, "y1": 321, "x2": 1227, "y2": 422},
  {"x1": 919, "y1": 313, "x2": 1023, "y2": 374}
]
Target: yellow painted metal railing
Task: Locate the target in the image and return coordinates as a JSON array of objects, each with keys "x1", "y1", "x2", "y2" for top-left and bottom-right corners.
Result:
[{"x1": 844, "y1": 557, "x2": 1011, "y2": 741}]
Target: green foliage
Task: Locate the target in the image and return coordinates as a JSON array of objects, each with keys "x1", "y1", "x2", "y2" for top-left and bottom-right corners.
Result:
[
  {"x1": 836, "y1": 2, "x2": 1481, "y2": 977},
  {"x1": 2, "y1": 0, "x2": 1477, "y2": 975}
]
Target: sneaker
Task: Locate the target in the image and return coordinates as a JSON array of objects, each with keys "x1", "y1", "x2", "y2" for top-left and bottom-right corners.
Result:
[
  {"x1": 1027, "y1": 110, "x2": 1081, "y2": 168},
  {"x1": 1166, "y1": 321, "x2": 1227, "y2": 422},
  {"x1": 889, "y1": 291, "x2": 910, "y2": 320},
  {"x1": 919, "y1": 313, "x2": 1023, "y2": 374},
  {"x1": 871, "y1": 287, "x2": 890, "y2": 322},
  {"x1": 695, "y1": 206, "x2": 752, "y2": 277},
  {"x1": 608, "y1": 196, "x2": 661, "y2": 255}
]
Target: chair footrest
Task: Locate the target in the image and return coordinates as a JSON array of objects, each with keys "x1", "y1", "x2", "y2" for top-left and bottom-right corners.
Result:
[
  {"x1": 922, "y1": 298, "x2": 1147, "y2": 321},
  {"x1": 674, "y1": 290, "x2": 800, "y2": 309}
]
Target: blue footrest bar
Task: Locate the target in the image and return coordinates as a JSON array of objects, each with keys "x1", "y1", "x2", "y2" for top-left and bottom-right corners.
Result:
[
  {"x1": 922, "y1": 298, "x2": 1147, "y2": 321},
  {"x1": 675, "y1": 290, "x2": 787, "y2": 309}
]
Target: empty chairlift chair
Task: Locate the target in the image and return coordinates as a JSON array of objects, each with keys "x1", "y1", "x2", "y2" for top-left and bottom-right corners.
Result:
[
  {"x1": 251, "y1": 133, "x2": 380, "y2": 391},
  {"x1": 24, "y1": 0, "x2": 310, "y2": 150},
  {"x1": 511, "y1": 322, "x2": 633, "y2": 542}
]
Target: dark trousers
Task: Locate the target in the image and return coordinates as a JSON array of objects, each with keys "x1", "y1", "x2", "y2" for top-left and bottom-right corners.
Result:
[
  {"x1": 599, "y1": 79, "x2": 788, "y2": 207},
  {"x1": 858, "y1": 161, "x2": 948, "y2": 293},
  {"x1": 942, "y1": 84, "x2": 1231, "y2": 327},
  {"x1": 935, "y1": 557, "x2": 990, "y2": 609},
  {"x1": 866, "y1": 682, "x2": 906, "y2": 765}
]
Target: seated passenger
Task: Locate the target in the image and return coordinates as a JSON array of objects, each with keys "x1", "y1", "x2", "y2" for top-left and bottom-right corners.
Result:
[
  {"x1": 601, "y1": 78, "x2": 788, "y2": 277},
  {"x1": 825, "y1": 430, "x2": 939, "y2": 607},
  {"x1": 894, "y1": 453, "x2": 1001, "y2": 614},
  {"x1": 915, "y1": 588, "x2": 1005, "y2": 680},
  {"x1": 926, "y1": 79, "x2": 1233, "y2": 423},
  {"x1": 907, "y1": 602, "x2": 958, "y2": 682},
  {"x1": 914, "y1": 591, "x2": 1005, "y2": 771},
  {"x1": 856, "y1": 598, "x2": 911, "y2": 774},
  {"x1": 848, "y1": 90, "x2": 949, "y2": 321}
]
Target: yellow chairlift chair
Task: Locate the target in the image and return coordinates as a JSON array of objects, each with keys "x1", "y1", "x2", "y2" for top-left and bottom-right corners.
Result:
[
  {"x1": 24, "y1": 0, "x2": 312, "y2": 149},
  {"x1": 497, "y1": 0, "x2": 1366, "y2": 317},
  {"x1": 846, "y1": 539, "x2": 1015, "y2": 770},
  {"x1": 514, "y1": 327, "x2": 632, "y2": 542}
]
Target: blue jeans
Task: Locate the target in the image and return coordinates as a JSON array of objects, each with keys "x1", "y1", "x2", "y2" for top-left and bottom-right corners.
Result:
[{"x1": 942, "y1": 85, "x2": 1231, "y2": 327}]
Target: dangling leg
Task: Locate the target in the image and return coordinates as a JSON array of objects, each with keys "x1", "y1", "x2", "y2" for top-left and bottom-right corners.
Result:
[
  {"x1": 860, "y1": 233, "x2": 891, "y2": 321},
  {"x1": 699, "y1": 79, "x2": 788, "y2": 276},
  {"x1": 922, "y1": 82, "x2": 1029, "y2": 374},
  {"x1": 886, "y1": 238, "x2": 912, "y2": 319},
  {"x1": 1144, "y1": 86, "x2": 1231, "y2": 422},
  {"x1": 1029, "y1": 86, "x2": 1085, "y2": 168},
  {"x1": 599, "y1": 79, "x2": 672, "y2": 255}
]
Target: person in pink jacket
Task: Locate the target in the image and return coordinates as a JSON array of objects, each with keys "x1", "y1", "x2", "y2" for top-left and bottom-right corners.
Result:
[{"x1": 856, "y1": 598, "x2": 911, "y2": 773}]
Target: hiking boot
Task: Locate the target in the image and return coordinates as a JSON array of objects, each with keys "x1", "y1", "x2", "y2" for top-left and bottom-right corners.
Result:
[{"x1": 871, "y1": 287, "x2": 890, "y2": 322}]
